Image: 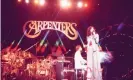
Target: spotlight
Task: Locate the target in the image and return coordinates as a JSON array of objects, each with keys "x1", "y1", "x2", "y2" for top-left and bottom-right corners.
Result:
[
  {"x1": 34, "y1": 0, "x2": 39, "y2": 4},
  {"x1": 60, "y1": 0, "x2": 67, "y2": 8},
  {"x1": 67, "y1": 1, "x2": 71, "y2": 7},
  {"x1": 18, "y1": 0, "x2": 22, "y2": 2},
  {"x1": 39, "y1": 0, "x2": 45, "y2": 6},
  {"x1": 84, "y1": 3, "x2": 88, "y2": 7},
  {"x1": 77, "y1": 1, "x2": 83, "y2": 8},
  {"x1": 25, "y1": 0, "x2": 29, "y2": 4},
  {"x1": 60, "y1": 0, "x2": 71, "y2": 8}
]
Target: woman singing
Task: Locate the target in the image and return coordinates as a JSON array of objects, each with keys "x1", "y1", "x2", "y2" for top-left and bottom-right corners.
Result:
[{"x1": 86, "y1": 26, "x2": 102, "y2": 80}]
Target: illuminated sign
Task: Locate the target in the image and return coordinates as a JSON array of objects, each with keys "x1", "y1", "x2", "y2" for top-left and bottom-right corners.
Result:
[{"x1": 23, "y1": 21, "x2": 78, "y2": 40}]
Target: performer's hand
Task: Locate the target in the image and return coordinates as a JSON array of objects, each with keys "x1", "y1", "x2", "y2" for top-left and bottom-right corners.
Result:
[
  {"x1": 83, "y1": 44, "x2": 87, "y2": 52},
  {"x1": 99, "y1": 46, "x2": 102, "y2": 51},
  {"x1": 83, "y1": 44, "x2": 87, "y2": 48}
]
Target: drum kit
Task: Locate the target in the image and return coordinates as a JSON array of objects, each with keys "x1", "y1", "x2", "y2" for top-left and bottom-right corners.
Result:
[
  {"x1": 1, "y1": 50, "x2": 55, "y2": 80},
  {"x1": 26, "y1": 59, "x2": 55, "y2": 79}
]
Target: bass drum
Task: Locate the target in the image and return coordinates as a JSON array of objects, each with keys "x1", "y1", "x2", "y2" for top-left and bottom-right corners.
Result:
[
  {"x1": 36, "y1": 64, "x2": 55, "y2": 79},
  {"x1": 36, "y1": 61, "x2": 51, "y2": 78},
  {"x1": 36, "y1": 69, "x2": 50, "y2": 76},
  {"x1": 26, "y1": 63, "x2": 36, "y2": 77}
]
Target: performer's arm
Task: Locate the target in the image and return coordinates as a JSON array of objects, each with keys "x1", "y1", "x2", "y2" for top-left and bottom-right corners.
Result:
[
  {"x1": 95, "y1": 34, "x2": 99, "y2": 44},
  {"x1": 95, "y1": 34, "x2": 103, "y2": 51}
]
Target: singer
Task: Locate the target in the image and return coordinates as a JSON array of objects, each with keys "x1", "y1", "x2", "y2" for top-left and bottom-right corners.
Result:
[{"x1": 86, "y1": 26, "x2": 102, "y2": 80}]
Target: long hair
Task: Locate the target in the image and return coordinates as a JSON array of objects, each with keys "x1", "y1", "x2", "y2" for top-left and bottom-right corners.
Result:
[{"x1": 87, "y1": 26, "x2": 96, "y2": 36}]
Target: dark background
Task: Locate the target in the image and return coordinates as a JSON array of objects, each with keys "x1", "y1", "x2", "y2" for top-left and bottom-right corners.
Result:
[{"x1": 1, "y1": 0, "x2": 133, "y2": 80}]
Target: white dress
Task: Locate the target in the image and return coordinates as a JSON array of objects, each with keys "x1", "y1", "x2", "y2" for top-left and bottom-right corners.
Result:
[{"x1": 86, "y1": 34, "x2": 102, "y2": 80}]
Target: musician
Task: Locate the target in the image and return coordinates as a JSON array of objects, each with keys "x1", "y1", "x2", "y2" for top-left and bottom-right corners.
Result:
[
  {"x1": 86, "y1": 26, "x2": 102, "y2": 80},
  {"x1": 74, "y1": 45, "x2": 87, "y2": 69},
  {"x1": 74, "y1": 45, "x2": 87, "y2": 80}
]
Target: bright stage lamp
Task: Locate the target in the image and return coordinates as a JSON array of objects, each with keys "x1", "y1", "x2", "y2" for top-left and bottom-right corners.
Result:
[
  {"x1": 77, "y1": 1, "x2": 83, "y2": 8},
  {"x1": 18, "y1": 0, "x2": 22, "y2": 3},
  {"x1": 34, "y1": 0, "x2": 39, "y2": 4},
  {"x1": 60, "y1": 0, "x2": 71, "y2": 8},
  {"x1": 84, "y1": 3, "x2": 88, "y2": 7},
  {"x1": 25, "y1": 0, "x2": 29, "y2": 4},
  {"x1": 39, "y1": 0, "x2": 45, "y2": 6},
  {"x1": 60, "y1": 0, "x2": 67, "y2": 8},
  {"x1": 67, "y1": 2, "x2": 71, "y2": 7}
]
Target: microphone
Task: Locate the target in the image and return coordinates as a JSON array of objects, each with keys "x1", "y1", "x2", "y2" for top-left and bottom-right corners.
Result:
[{"x1": 65, "y1": 49, "x2": 71, "y2": 54}]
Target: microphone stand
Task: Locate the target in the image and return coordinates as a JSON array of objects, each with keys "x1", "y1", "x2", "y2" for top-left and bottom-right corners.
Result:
[{"x1": 65, "y1": 49, "x2": 71, "y2": 54}]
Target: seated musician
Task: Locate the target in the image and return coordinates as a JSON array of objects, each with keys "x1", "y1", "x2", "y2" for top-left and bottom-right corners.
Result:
[
  {"x1": 74, "y1": 45, "x2": 87, "y2": 69},
  {"x1": 74, "y1": 45, "x2": 87, "y2": 79}
]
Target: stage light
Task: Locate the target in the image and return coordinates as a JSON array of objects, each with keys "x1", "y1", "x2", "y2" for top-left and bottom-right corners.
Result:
[
  {"x1": 18, "y1": 0, "x2": 22, "y2": 3},
  {"x1": 67, "y1": 2, "x2": 71, "y2": 7},
  {"x1": 60, "y1": 0, "x2": 71, "y2": 8},
  {"x1": 39, "y1": 0, "x2": 45, "y2": 6},
  {"x1": 84, "y1": 3, "x2": 88, "y2": 7},
  {"x1": 77, "y1": 1, "x2": 83, "y2": 8},
  {"x1": 34, "y1": 0, "x2": 39, "y2": 4},
  {"x1": 60, "y1": 0, "x2": 68, "y2": 8},
  {"x1": 25, "y1": 0, "x2": 29, "y2": 4}
]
